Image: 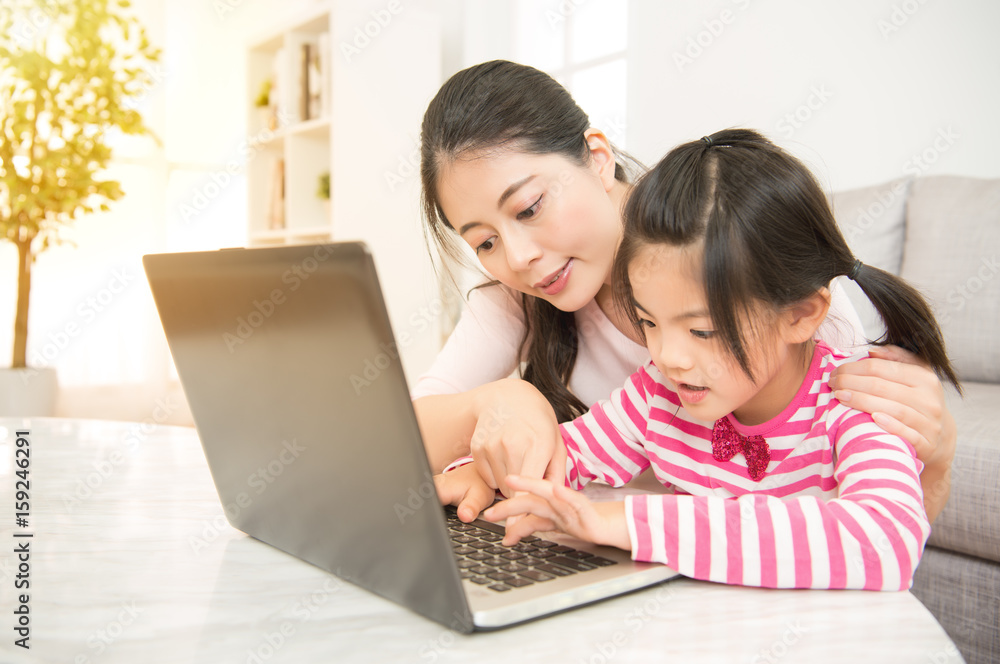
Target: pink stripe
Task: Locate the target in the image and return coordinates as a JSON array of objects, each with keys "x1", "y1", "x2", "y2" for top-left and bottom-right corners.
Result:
[
  {"x1": 659, "y1": 415, "x2": 714, "y2": 440},
  {"x1": 571, "y1": 416, "x2": 630, "y2": 482},
  {"x1": 692, "y1": 496, "x2": 711, "y2": 580},
  {"x1": 827, "y1": 502, "x2": 882, "y2": 590},
  {"x1": 631, "y1": 497, "x2": 652, "y2": 561},
  {"x1": 620, "y1": 392, "x2": 650, "y2": 435},
  {"x1": 821, "y1": 509, "x2": 847, "y2": 588},
  {"x1": 645, "y1": 433, "x2": 717, "y2": 466},
  {"x1": 864, "y1": 508, "x2": 913, "y2": 589},
  {"x1": 840, "y1": 457, "x2": 919, "y2": 482},
  {"x1": 786, "y1": 500, "x2": 812, "y2": 588},
  {"x1": 663, "y1": 497, "x2": 680, "y2": 569},
  {"x1": 592, "y1": 407, "x2": 648, "y2": 469},
  {"x1": 842, "y1": 478, "x2": 923, "y2": 500},
  {"x1": 725, "y1": 501, "x2": 743, "y2": 585},
  {"x1": 770, "y1": 447, "x2": 830, "y2": 472},
  {"x1": 847, "y1": 493, "x2": 928, "y2": 546},
  {"x1": 755, "y1": 495, "x2": 778, "y2": 588},
  {"x1": 837, "y1": 440, "x2": 911, "y2": 469},
  {"x1": 763, "y1": 473, "x2": 838, "y2": 496}
]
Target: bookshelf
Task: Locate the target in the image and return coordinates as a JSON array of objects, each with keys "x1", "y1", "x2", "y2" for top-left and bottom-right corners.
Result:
[{"x1": 246, "y1": 6, "x2": 333, "y2": 246}]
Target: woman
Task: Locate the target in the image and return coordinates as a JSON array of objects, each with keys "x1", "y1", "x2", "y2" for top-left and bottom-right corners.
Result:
[{"x1": 412, "y1": 60, "x2": 955, "y2": 522}]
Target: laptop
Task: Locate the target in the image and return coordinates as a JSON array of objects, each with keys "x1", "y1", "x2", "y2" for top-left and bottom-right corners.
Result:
[{"x1": 143, "y1": 241, "x2": 679, "y2": 632}]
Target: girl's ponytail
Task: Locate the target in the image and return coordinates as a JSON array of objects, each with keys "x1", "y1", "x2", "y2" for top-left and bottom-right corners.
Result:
[
  {"x1": 617, "y1": 128, "x2": 961, "y2": 395},
  {"x1": 847, "y1": 260, "x2": 961, "y2": 393}
]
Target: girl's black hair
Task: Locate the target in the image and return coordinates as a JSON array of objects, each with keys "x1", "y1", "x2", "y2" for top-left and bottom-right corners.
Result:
[
  {"x1": 613, "y1": 128, "x2": 961, "y2": 393},
  {"x1": 420, "y1": 60, "x2": 644, "y2": 422}
]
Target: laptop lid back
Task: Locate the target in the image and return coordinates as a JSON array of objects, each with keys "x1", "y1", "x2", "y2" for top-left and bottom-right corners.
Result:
[{"x1": 143, "y1": 242, "x2": 473, "y2": 632}]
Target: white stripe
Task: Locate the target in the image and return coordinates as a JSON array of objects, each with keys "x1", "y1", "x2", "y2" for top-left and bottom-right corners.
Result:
[
  {"x1": 801, "y1": 499, "x2": 830, "y2": 589},
  {"x1": 707, "y1": 497, "x2": 728, "y2": 583},
  {"x1": 739, "y1": 495, "x2": 762, "y2": 587},
  {"x1": 646, "y1": 497, "x2": 667, "y2": 564},
  {"x1": 836, "y1": 504, "x2": 870, "y2": 589},
  {"x1": 768, "y1": 500, "x2": 795, "y2": 588},
  {"x1": 675, "y1": 497, "x2": 695, "y2": 574}
]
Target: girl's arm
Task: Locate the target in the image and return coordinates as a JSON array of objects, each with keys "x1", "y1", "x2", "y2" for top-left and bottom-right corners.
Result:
[
  {"x1": 828, "y1": 344, "x2": 956, "y2": 522},
  {"x1": 623, "y1": 410, "x2": 929, "y2": 591}
]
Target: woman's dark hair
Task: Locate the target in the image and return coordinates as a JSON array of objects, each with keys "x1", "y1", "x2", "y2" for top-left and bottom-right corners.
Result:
[
  {"x1": 420, "y1": 60, "x2": 643, "y2": 422},
  {"x1": 613, "y1": 128, "x2": 961, "y2": 392}
]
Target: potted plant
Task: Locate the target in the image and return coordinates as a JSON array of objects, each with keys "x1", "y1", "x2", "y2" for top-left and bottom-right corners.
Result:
[
  {"x1": 317, "y1": 171, "x2": 330, "y2": 219},
  {"x1": 0, "y1": 0, "x2": 160, "y2": 415},
  {"x1": 254, "y1": 78, "x2": 273, "y2": 130}
]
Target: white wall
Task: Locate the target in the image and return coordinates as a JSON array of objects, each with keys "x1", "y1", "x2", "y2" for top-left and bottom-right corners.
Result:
[{"x1": 626, "y1": 0, "x2": 1000, "y2": 191}]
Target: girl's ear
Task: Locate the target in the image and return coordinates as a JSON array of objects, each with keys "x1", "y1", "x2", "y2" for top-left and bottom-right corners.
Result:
[
  {"x1": 780, "y1": 287, "x2": 832, "y2": 344},
  {"x1": 584, "y1": 128, "x2": 618, "y2": 192}
]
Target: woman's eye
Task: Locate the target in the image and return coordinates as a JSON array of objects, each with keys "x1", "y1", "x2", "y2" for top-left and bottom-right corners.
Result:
[
  {"x1": 638, "y1": 318, "x2": 655, "y2": 329},
  {"x1": 475, "y1": 237, "x2": 496, "y2": 254},
  {"x1": 691, "y1": 329, "x2": 715, "y2": 340},
  {"x1": 516, "y1": 195, "x2": 543, "y2": 220}
]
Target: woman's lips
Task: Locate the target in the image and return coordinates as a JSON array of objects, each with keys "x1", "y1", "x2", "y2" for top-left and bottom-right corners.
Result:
[
  {"x1": 676, "y1": 382, "x2": 709, "y2": 404},
  {"x1": 536, "y1": 259, "x2": 573, "y2": 296}
]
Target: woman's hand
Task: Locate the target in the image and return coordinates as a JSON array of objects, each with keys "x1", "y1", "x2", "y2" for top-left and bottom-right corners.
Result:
[
  {"x1": 469, "y1": 378, "x2": 567, "y2": 497},
  {"x1": 483, "y1": 476, "x2": 631, "y2": 550},
  {"x1": 829, "y1": 344, "x2": 957, "y2": 522}
]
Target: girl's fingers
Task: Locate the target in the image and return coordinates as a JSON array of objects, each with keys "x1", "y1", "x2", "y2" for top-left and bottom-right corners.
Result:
[
  {"x1": 501, "y1": 513, "x2": 556, "y2": 545},
  {"x1": 457, "y1": 479, "x2": 501, "y2": 523}
]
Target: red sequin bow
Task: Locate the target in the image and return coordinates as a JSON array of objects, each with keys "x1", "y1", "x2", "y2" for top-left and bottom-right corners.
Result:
[{"x1": 712, "y1": 417, "x2": 771, "y2": 481}]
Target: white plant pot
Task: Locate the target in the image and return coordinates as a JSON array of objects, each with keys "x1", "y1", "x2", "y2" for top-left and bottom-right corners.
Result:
[{"x1": 0, "y1": 367, "x2": 59, "y2": 417}]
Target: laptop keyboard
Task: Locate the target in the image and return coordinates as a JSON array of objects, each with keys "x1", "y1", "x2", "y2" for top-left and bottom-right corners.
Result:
[{"x1": 445, "y1": 507, "x2": 617, "y2": 593}]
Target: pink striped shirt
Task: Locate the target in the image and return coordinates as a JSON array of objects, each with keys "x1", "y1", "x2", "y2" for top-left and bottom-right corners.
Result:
[{"x1": 560, "y1": 342, "x2": 930, "y2": 591}]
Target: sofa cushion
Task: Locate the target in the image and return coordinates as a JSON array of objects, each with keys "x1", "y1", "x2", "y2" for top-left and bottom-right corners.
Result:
[
  {"x1": 912, "y1": 546, "x2": 999, "y2": 664},
  {"x1": 926, "y1": 382, "x2": 1000, "y2": 563},
  {"x1": 900, "y1": 176, "x2": 1000, "y2": 383},
  {"x1": 828, "y1": 177, "x2": 912, "y2": 339}
]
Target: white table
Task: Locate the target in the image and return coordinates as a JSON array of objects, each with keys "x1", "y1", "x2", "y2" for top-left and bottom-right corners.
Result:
[{"x1": 0, "y1": 418, "x2": 964, "y2": 663}]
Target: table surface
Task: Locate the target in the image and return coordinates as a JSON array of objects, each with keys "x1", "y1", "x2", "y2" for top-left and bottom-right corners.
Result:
[{"x1": 0, "y1": 417, "x2": 964, "y2": 664}]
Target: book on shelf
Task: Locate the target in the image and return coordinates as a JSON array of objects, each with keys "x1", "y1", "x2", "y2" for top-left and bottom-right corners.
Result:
[
  {"x1": 296, "y1": 33, "x2": 329, "y2": 122},
  {"x1": 268, "y1": 158, "x2": 285, "y2": 230}
]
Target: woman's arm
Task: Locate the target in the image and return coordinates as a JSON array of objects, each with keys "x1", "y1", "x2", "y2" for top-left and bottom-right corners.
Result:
[
  {"x1": 415, "y1": 378, "x2": 563, "y2": 489},
  {"x1": 828, "y1": 344, "x2": 957, "y2": 522}
]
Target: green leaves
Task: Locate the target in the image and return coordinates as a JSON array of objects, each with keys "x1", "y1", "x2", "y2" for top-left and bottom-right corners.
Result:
[
  {"x1": 0, "y1": 0, "x2": 160, "y2": 367},
  {"x1": 0, "y1": 0, "x2": 159, "y2": 248}
]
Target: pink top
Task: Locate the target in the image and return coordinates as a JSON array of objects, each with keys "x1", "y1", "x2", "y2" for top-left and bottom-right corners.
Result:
[
  {"x1": 411, "y1": 281, "x2": 866, "y2": 407},
  {"x1": 560, "y1": 342, "x2": 929, "y2": 590}
]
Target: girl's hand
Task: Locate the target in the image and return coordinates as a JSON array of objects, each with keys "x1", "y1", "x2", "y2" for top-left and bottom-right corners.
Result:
[
  {"x1": 470, "y1": 379, "x2": 567, "y2": 497},
  {"x1": 434, "y1": 463, "x2": 497, "y2": 523},
  {"x1": 483, "y1": 476, "x2": 631, "y2": 550},
  {"x1": 829, "y1": 344, "x2": 957, "y2": 521}
]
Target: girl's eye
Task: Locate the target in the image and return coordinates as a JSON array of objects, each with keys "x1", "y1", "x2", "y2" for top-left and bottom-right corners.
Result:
[
  {"x1": 691, "y1": 329, "x2": 715, "y2": 340},
  {"x1": 638, "y1": 318, "x2": 655, "y2": 329},
  {"x1": 516, "y1": 195, "x2": 543, "y2": 221},
  {"x1": 476, "y1": 237, "x2": 496, "y2": 254}
]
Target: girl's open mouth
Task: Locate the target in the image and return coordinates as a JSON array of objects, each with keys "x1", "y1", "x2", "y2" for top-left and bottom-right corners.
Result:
[{"x1": 677, "y1": 383, "x2": 709, "y2": 404}]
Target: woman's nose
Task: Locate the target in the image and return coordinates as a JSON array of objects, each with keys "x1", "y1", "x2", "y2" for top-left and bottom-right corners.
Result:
[{"x1": 504, "y1": 227, "x2": 542, "y2": 271}]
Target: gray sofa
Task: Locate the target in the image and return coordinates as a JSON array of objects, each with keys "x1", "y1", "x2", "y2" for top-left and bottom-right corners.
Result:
[{"x1": 831, "y1": 175, "x2": 1000, "y2": 664}]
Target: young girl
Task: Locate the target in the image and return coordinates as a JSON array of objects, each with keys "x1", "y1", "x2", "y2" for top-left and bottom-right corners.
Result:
[
  {"x1": 437, "y1": 129, "x2": 961, "y2": 591},
  {"x1": 415, "y1": 60, "x2": 957, "y2": 524}
]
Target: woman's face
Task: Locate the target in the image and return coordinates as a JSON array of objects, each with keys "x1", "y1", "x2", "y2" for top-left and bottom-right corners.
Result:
[{"x1": 435, "y1": 135, "x2": 625, "y2": 312}]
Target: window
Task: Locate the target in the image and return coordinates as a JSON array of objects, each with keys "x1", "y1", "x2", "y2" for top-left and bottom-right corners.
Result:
[{"x1": 511, "y1": 0, "x2": 629, "y2": 148}]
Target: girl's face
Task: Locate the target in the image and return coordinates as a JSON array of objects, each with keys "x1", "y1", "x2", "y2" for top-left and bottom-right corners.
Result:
[
  {"x1": 629, "y1": 243, "x2": 809, "y2": 426},
  {"x1": 435, "y1": 134, "x2": 625, "y2": 312}
]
